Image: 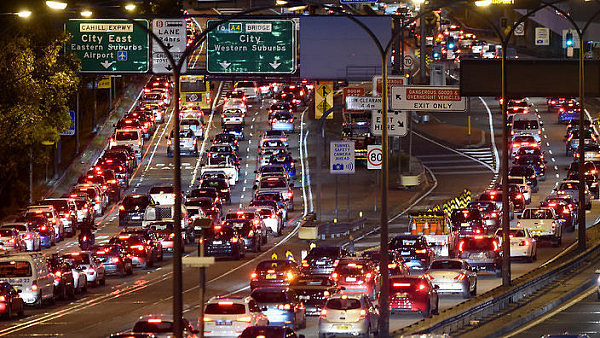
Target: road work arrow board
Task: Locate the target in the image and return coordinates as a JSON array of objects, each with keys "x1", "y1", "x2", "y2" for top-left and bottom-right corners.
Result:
[
  {"x1": 152, "y1": 18, "x2": 187, "y2": 74},
  {"x1": 390, "y1": 85, "x2": 466, "y2": 112}
]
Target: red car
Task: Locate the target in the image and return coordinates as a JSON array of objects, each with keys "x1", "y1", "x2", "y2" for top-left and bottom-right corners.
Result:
[
  {"x1": 331, "y1": 258, "x2": 379, "y2": 299},
  {"x1": 389, "y1": 276, "x2": 439, "y2": 318}
]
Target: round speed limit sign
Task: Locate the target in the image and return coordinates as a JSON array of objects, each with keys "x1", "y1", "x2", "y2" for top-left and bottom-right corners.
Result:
[{"x1": 367, "y1": 145, "x2": 382, "y2": 170}]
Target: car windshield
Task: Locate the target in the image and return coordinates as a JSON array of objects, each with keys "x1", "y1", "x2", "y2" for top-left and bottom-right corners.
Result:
[
  {"x1": 116, "y1": 131, "x2": 139, "y2": 141},
  {"x1": 326, "y1": 298, "x2": 362, "y2": 310},
  {"x1": 430, "y1": 260, "x2": 462, "y2": 270},
  {"x1": 1, "y1": 224, "x2": 26, "y2": 232},
  {"x1": 256, "y1": 261, "x2": 291, "y2": 271},
  {"x1": 260, "y1": 179, "x2": 286, "y2": 188},
  {"x1": 133, "y1": 320, "x2": 173, "y2": 333},
  {"x1": 122, "y1": 195, "x2": 150, "y2": 210},
  {"x1": 308, "y1": 247, "x2": 339, "y2": 258},
  {"x1": 559, "y1": 182, "x2": 579, "y2": 190},
  {"x1": 463, "y1": 238, "x2": 496, "y2": 251},
  {"x1": 0, "y1": 261, "x2": 32, "y2": 277},
  {"x1": 63, "y1": 254, "x2": 90, "y2": 264},
  {"x1": 201, "y1": 180, "x2": 227, "y2": 189},
  {"x1": 251, "y1": 290, "x2": 289, "y2": 303},
  {"x1": 205, "y1": 302, "x2": 246, "y2": 314}
]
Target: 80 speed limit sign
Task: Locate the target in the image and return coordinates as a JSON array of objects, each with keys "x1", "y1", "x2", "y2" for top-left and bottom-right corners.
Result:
[{"x1": 367, "y1": 145, "x2": 382, "y2": 170}]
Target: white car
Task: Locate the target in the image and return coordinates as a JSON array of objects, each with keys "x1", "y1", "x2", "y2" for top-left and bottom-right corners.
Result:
[
  {"x1": 318, "y1": 293, "x2": 379, "y2": 337},
  {"x1": 517, "y1": 207, "x2": 561, "y2": 247},
  {"x1": 508, "y1": 176, "x2": 532, "y2": 204},
  {"x1": 131, "y1": 314, "x2": 198, "y2": 337},
  {"x1": 426, "y1": 258, "x2": 477, "y2": 299},
  {"x1": 252, "y1": 206, "x2": 282, "y2": 236},
  {"x1": 496, "y1": 227, "x2": 537, "y2": 262},
  {"x1": 112, "y1": 128, "x2": 143, "y2": 159},
  {"x1": 203, "y1": 296, "x2": 269, "y2": 337},
  {"x1": 0, "y1": 223, "x2": 40, "y2": 252},
  {"x1": 61, "y1": 252, "x2": 106, "y2": 287},
  {"x1": 554, "y1": 179, "x2": 591, "y2": 210}
]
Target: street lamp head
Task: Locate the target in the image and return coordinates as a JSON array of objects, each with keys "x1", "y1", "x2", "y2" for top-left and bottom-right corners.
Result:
[
  {"x1": 125, "y1": 3, "x2": 136, "y2": 11},
  {"x1": 276, "y1": 0, "x2": 288, "y2": 5},
  {"x1": 80, "y1": 10, "x2": 92, "y2": 17},
  {"x1": 17, "y1": 10, "x2": 32, "y2": 18},
  {"x1": 474, "y1": 0, "x2": 492, "y2": 6},
  {"x1": 45, "y1": 1, "x2": 68, "y2": 10}
]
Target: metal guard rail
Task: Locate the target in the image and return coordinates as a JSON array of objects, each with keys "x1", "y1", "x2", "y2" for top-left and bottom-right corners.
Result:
[{"x1": 393, "y1": 235, "x2": 600, "y2": 336}]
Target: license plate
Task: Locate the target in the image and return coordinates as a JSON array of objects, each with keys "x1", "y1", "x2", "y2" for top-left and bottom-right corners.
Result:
[
  {"x1": 266, "y1": 274, "x2": 277, "y2": 279},
  {"x1": 216, "y1": 321, "x2": 232, "y2": 326},
  {"x1": 213, "y1": 241, "x2": 222, "y2": 245},
  {"x1": 299, "y1": 295, "x2": 310, "y2": 300},
  {"x1": 401, "y1": 251, "x2": 410, "y2": 255},
  {"x1": 396, "y1": 293, "x2": 408, "y2": 297},
  {"x1": 316, "y1": 261, "x2": 325, "y2": 265},
  {"x1": 336, "y1": 325, "x2": 350, "y2": 330},
  {"x1": 131, "y1": 215, "x2": 142, "y2": 220},
  {"x1": 346, "y1": 277, "x2": 357, "y2": 282},
  {"x1": 461, "y1": 222, "x2": 470, "y2": 227}
]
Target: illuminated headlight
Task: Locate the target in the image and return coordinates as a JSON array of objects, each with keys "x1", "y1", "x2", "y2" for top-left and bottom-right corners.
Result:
[{"x1": 597, "y1": 275, "x2": 600, "y2": 284}]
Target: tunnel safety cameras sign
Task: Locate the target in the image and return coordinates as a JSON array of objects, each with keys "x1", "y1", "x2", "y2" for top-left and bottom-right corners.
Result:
[{"x1": 330, "y1": 141, "x2": 355, "y2": 174}]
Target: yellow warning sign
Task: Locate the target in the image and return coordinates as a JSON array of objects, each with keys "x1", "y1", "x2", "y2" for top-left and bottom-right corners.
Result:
[
  {"x1": 285, "y1": 250, "x2": 294, "y2": 261},
  {"x1": 271, "y1": 253, "x2": 278, "y2": 260},
  {"x1": 97, "y1": 75, "x2": 111, "y2": 89},
  {"x1": 315, "y1": 82, "x2": 333, "y2": 120}
]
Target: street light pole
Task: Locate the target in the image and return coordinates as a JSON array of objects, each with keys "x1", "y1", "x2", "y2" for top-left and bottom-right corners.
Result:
[
  {"x1": 577, "y1": 29, "x2": 586, "y2": 252},
  {"x1": 500, "y1": 40, "x2": 511, "y2": 286},
  {"x1": 171, "y1": 69, "x2": 183, "y2": 338}
]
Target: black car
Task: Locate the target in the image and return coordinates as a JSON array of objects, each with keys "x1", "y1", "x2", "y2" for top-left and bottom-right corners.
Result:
[
  {"x1": 109, "y1": 234, "x2": 156, "y2": 269},
  {"x1": 450, "y1": 208, "x2": 485, "y2": 236},
  {"x1": 0, "y1": 281, "x2": 24, "y2": 319},
  {"x1": 203, "y1": 225, "x2": 245, "y2": 260},
  {"x1": 47, "y1": 256, "x2": 76, "y2": 300},
  {"x1": 514, "y1": 155, "x2": 546, "y2": 180},
  {"x1": 301, "y1": 246, "x2": 350, "y2": 277},
  {"x1": 508, "y1": 165, "x2": 539, "y2": 192},
  {"x1": 540, "y1": 197, "x2": 576, "y2": 232},
  {"x1": 567, "y1": 172, "x2": 600, "y2": 199},
  {"x1": 458, "y1": 235, "x2": 502, "y2": 277},
  {"x1": 213, "y1": 132, "x2": 239, "y2": 151},
  {"x1": 200, "y1": 178, "x2": 231, "y2": 203},
  {"x1": 94, "y1": 244, "x2": 134, "y2": 277},
  {"x1": 119, "y1": 194, "x2": 151, "y2": 227},
  {"x1": 288, "y1": 276, "x2": 338, "y2": 316},
  {"x1": 567, "y1": 160, "x2": 598, "y2": 178},
  {"x1": 389, "y1": 234, "x2": 435, "y2": 270},
  {"x1": 223, "y1": 219, "x2": 263, "y2": 252}
]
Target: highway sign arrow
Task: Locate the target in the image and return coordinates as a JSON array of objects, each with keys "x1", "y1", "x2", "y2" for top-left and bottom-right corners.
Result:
[
  {"x1": 219, "y1": 61, "x2": 231, "y2": 69},
  {"x1": 269, "y1": 61, "x2": 281, "y2": 69},
  {"x1": 165, "y1": 64, "x2": 173, "y2": 71},
  {"x1": 165, "y1": 42, "x2": 173, "y2": 50},
  {"x1": 395, "y1": 94, "x2": 402, "y2": 100},
  {"x1": 100, "y1": 60, "x2": 114, "y2": 69}
]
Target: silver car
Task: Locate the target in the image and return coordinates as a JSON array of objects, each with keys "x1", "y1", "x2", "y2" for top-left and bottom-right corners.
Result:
[
  {"x1": 426, "y1": 259, "x2": 477, "y2": 299},
  {"x1": 0, "y1": 223, "x2": 40, "y2": 252},
  {"x1": 318, "y1": 293, "x2": 379, "y2": 338}
]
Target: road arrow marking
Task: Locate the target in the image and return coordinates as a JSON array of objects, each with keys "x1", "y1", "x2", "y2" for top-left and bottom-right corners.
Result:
[
  {"x1": 100, "y1": 61, "x2": 114, "y2": 69},
  {"x1": 269, "y1": 61, "x2": 281, "y2": 69},
  {"x1": 219, "y1": 61, "x2": 231, "y2": 69}
]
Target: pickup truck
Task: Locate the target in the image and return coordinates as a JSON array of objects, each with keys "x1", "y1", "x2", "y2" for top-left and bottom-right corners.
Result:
[
  {"x1": 517, "y1": 207, "x2": 562, "y2": 247},
  {"x1": 200, "y1": 156, "x2": 238, "y2": 186}
]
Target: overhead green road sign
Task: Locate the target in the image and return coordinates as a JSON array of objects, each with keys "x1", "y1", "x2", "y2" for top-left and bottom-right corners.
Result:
[
  {"x1": 207, "y1": 19, "x2": 296, "y2": 74},
  {"x1": 65, "y1": 19, "x2": 149, "y2": 73}
]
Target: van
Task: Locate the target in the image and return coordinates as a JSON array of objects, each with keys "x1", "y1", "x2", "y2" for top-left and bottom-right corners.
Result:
[
  {"x1": 0, "y1": 253, "x2": 55, "y2": 306},
  {"x1": 512, "y1": 114, "x2": 541, "y2": 142}
]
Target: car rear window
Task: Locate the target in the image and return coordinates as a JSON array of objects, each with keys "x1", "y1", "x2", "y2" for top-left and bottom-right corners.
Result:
[
  {"x1": 133, "y1": 321, "x2": 173, "y2": 333},
  {"x1": 522, "y1": 209, "x2": 553, "y2": 219},
  {"x1": 463, "y1": 238, "x2": 497, "y2": 251},
  {"x1": 430, "y1": 260, "x2": 462, "y2": 270},
  {"x1": 0, "y1": 261, "x2": 32, "y2": 277},
  {"x1": 205, "y1": 302, "x2": 246, "y2": 314},
  {"x1": 251, "y1": 290, "x2": 289, "y2": 303},
  {"x1": 256, "y1": 261, "x2": 291, "y2": 271},
  {"x1": 122, "y1": 195, "x2": 150, "y2": 210},
  {"x1": 326, "y1": 298, "x2": 362, "y2": 310},
  {"x1": 116, "y1": 131, "x2": 139, "y2": 141},
  {"x1": 149, "y1": 186, "x2": 174, "y2": 194},
  {"x1": 513, "y1": 120, "x2": 539, "y2": 130},
  {"x1": 260, "y1": 179, "x2": 286, "y2": 188},
  {"x1": 240, "y1": 327, "x2": 285, "y2": 338}
]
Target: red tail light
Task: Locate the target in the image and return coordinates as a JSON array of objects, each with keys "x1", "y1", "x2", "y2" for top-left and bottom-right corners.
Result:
[
  {"x1": 458, "y1": 240, "x2": 465, "y2": 252},
  {"x1": 331, "y1": 272, "x2": 338, "y2": 281},
  {"x1": 110, "y1": 257, "x2": 120, "y2": 263},
  {"x1": 236, "y1": 316, "x2": 252, "y2": 323},
  {"x1": 247, "y1": 229, "x2": 254, "y2": 237},
  {"x1": 418, "y1": 284, "x2": 427, "y2": 291},
  {"x1": 118, "y1": 205, "x2": 125, "y2": 211},
  {"x1": 415, "y1": 249, "x2": 427, "y2": 254},
  {"x1": 130, "y1": 245, "x2": 145, "y2": 251},
  {"x1": 231, "y1": 237, "x2": 238, "y2": 243},
  {"x1": 320, "y1": 309, "x2": 327, "y2": 317},
  {"x1": 250, "y1": 272, "x2": 257, "y2": 280}
]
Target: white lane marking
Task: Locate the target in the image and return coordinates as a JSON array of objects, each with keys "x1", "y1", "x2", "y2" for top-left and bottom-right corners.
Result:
[
  {"x1": 549, "y1": 150, "x2": 553, "y2": 155},
  {"x1": 544, "y1": 134, "x2": 548, "y2": 139},
  {"x1": 252, "y1": 117, "x2": 256, "y2": 122},
  {"x1": 299, "y1": 106, "x2": 311, "y2": 216},
  {"x1": 240, "y1": 194, "x2": 245, "y2": 199},
  {"x1": 546, "y1": 142, "x2": 550, "y2": 147},
  {"x1": 552, "y1": 158, "x2": 556, "y2": 162},
  {"x1": 505, "y1": 285, "x2": 596, "y2": 338},
  {"x1": 243, "y1": 187, "x2": 246, "y2": 192},
  {"x1": 479, "y1": 97, "x2": 500, "y2": 173},
  {"x1": 246, "y1": 147, "x2": 250, "y2": 152},
  {"x1": 144, "y1": 106, "x2": 175, "y2": 172},
  {"x1": 584, "y1": 108, "x2": 599, "y2": 136},
  {"x1": 556, "y1": 173, "x2": 560, "y2": 178},
  {"x1": 554, "y1": 166, "x2": 558, "y2": 171}
]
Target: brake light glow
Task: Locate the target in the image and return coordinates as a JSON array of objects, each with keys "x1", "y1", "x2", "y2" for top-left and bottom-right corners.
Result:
[
  {"x1": 458, "y1": 240, "x2": 465, "y2": 252},
  {"x1": 130, "y1": 245, "x2": 145, "y2": 251},
  {"x1": 415, "y1": 249, "x2": 427, "y2": 254},
  {"x1": 110, "y1": 257, "x2": 120, "y2": 263},
  {"x1": 393, "y1": 283, "x2": 410, "y2": 287},
  {"x1": 148, "y1": 319, "x2": 162, "y2": 323},
  {"x1": 331, "y1": 272, "x2": 338, "y2": 280},
  {"x1": 237, "y1": 316, "x2": 252, "y2": 323},
  {"x1": 278, "y1": 303, "x2": 291, "y2": 310},
  {"x1": 250, "y1": 272, "x2": 257, "y2": 279},
  {"x1": 493, "y1": 240, "x2": 499, "y2": 251},
  {"x1": 320, "y1": 309, "x2": 327, "y2": 317},
  {"x1": 231, "y1": 237, "x2": 238, "y2": 243},
  {"x1": 418, "y1": 284, "x2": 427, "y2": 291}
]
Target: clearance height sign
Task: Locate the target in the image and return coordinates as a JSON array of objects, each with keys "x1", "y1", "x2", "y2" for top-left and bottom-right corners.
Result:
[{"x1": 65, "y1": 19, "x2": 149, "y2": 73}]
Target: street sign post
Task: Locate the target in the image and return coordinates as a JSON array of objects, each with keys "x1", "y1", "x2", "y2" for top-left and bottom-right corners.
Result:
[
  {"x1": 330, "y1": 141, "x2": 355, "y2": 174},
  {"x1": 371, "y1": 111, "x2": 407, "y2": 136},
  {"x1": 152, "y1": 18, "x2": 187, "y2": 74},
  {"x1": 346, "y1": 96, "x2": 382, "y2": 110},
  {"x1": 60, "y1": 110, "x2": 76, "y2": 136},
  {"x1": 315, "y1": 82, "x2": 333, "y2": 119},
  {"x1": 535, "y1": 27, "x2": 550, "y2": 46},
  {"x1": 207, "y1": 19, "x2": 296, "y2": 74},
  {"x1": 343, "y1": 87, "x2": 365, "y2": 113},
  {"x1": 367, "y1": 145, "x2": 382, "y2": 170},
  {"x1": 65, "y1": 19, "x2": 149, "y2": 73},
  {"x1": 390, "y1": 86, "x2": 466, "y2": 111}
]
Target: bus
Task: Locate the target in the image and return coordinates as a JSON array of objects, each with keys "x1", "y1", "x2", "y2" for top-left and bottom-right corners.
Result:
[{"x1": 180, "y1": 75, "x2": 211, "y2": 113}]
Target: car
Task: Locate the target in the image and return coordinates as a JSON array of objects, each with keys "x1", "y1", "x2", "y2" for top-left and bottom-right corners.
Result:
[
  {"x1": 203, "y1": 225, "x2": 245, "y2": 260},
  {"x1": 458, "y1": 235, "x2": 502, "y2": 276},
  {"x1": 268, "y1": 152, "x2": 297, "y2": 179},
  {"x1": 221, "y1": 108, "x2": 245, "y2": 127},
  {"x1": 213, "y1": 132, "x2": 239, "y2": 152},
  {"x1": 222, "y1": 219, "x2": 264, "y2": 252},
  {"x1": 0, "y1": 228, "x2": 25, "y2": 252},
  {"x1": 46, "y1": 256, "x2": 76, "y2": 300},
  {"x1": 119, "y1": 228, "x2": 164, "y2": 262},
  {"x1": 255, "y1": 164, "x2": 289, "y2": 184},
  {"x1": 200, "y1": 178, "x2": 231, "y2": 204},
  {"x1": 389, "y1": 234, "x2": 435, "y2": 270},
  {"x1": 426, "y1": 259, "x2": 477, "y2": 298},
  {"x1": 507, "y1": 176, "x2": 532, "y2": 204},
  {"x1": 235, "y1": 81, "x2": 260, "y2": 101},
  {"x1": 33, "y1": 198, "x2": 77, "y2": 236},
  {"x1": 20, "y1": 215, "x2": 55, "y2": 248},
  {"x1": 252, "y1": 205, "x2": 282, "y2": 236},
  {"x1": 61, "y1": 251, "x2": 106, "y2": 287},
  {"x1": 250, "y1": 259, "x2": 301, "y2": 290},
  {"x1": 388, "y1": 275, "x2": 440, "y2": 317},
  {"x1": 119, "y1": 194, "x2": 151, "y2": 227},
  {"x1": 567, "y1": 160, "x2": 598, "y2": 178},
  {"x1": 24, "y1": 206, "x2": 64, "y2": 242},
  {"x1": 203, "y1": 296, "x2": 269, "y2": 337},
  {"x1": 0, "y1": 222, "x2": 41, "y2": 252},
  {"x1": 517, "y1": 207, "x2": 562, "y2": 247},
  {"x1": 0, "y1": 253, "x2": 55, "y2": 307},
  {"x1": 166, "y1": 129, "x2": 198, "y2": 157},
  {"x1": 0, "y1": 281, "x2": 24, "y2": 318},
  {"x1": 541, "y1": 196, "x2": 576, "y2": 232},
  {"x1": 250, "y1": 288, "x2": 306, "y2": 329},
  {"x1": 180, "y1": 117, "x2": 204, "y2": 139},
  {"x1": 558, "y1": 107, "x2": 580, "y2": 124},
  {"x1": 361, "y1": 250, "x2": 410, "y2": 276},
  {"x1": 467, "y1": 201, "x2": 501, "y2": 229},
  {"x1": 262, "y1": 130, "x2": 289, "y2": 147},
  {"x1": 495, "y1": 228, "x2": 537, "y2": 262},
  {"x1": 132, "y1": 315, "x2": 198, "y2": 337},
  {"x1": 511, "y1": 114, "x2": 541, "y2": 142},
  {"x1": 239, "y1": 326, "x2": 305, "y2": 338},
  {"x1": 301, "y1": 246, "x2": 350, "y2": 277},
  {"x1": 567, "y1": 171, "x2": 600, "y2": 199},
  {"x1": 270, "y1": 111, "x2": 294, "y2": 132},
  {"x1": 554, "y1": 179, "x2": 591, "y2": 210},
  {"x1": 331, "y1": 258, "x2": 379, "y2": 299},
  {"x1": 109, "y1": 234, "x2": 156, "y2": 269},
  {"x1": 94, "y1": 244, "x2": 134, "y2": 277},
  {"x1": 450, "y1": 208, "x2": 486, "y2": 236},
  {"x1": 510, "y1": 135, "x2": 538, "y2": 157},
  {"x1": 254, "y1": 177, "x2": 294, "y2": 211},
  {"x1": 566, "y1": 129, "x2": 597, "y2": 156},
  {"x1": 508, "y1": 165, "x2": 539, "y2": 193},
  {"x1": 111, "y1": 128, "x2": 142, "y2": 159},
  {"x1": 288, "y1": 276, "x2": 338, "y2": 316},
  {"x1": 318, "y1": 293, "x2": 379, "y2": 338}
]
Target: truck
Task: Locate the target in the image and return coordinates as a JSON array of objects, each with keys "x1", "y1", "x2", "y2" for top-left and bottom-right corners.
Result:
[
  {"x1": 200, "y1": 156, "x2": 238, "y2": 186},
  {"x1": 143, "y1": 203, "x2": 193, "y2": 243},
  {"x1": 517, "y1": 207, "x2": 562, "y2": 247},
  {"x1": 409, "y1": 212, "x2": 460, "y2": 257},
  {"x1": 342, "y1": 121, "x2": 376, "y2": 162}
]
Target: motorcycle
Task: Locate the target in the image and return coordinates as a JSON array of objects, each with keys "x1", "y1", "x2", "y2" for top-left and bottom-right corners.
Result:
[{"x1": 78, "y1": 231, "x2": 95, "y2": 250}]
